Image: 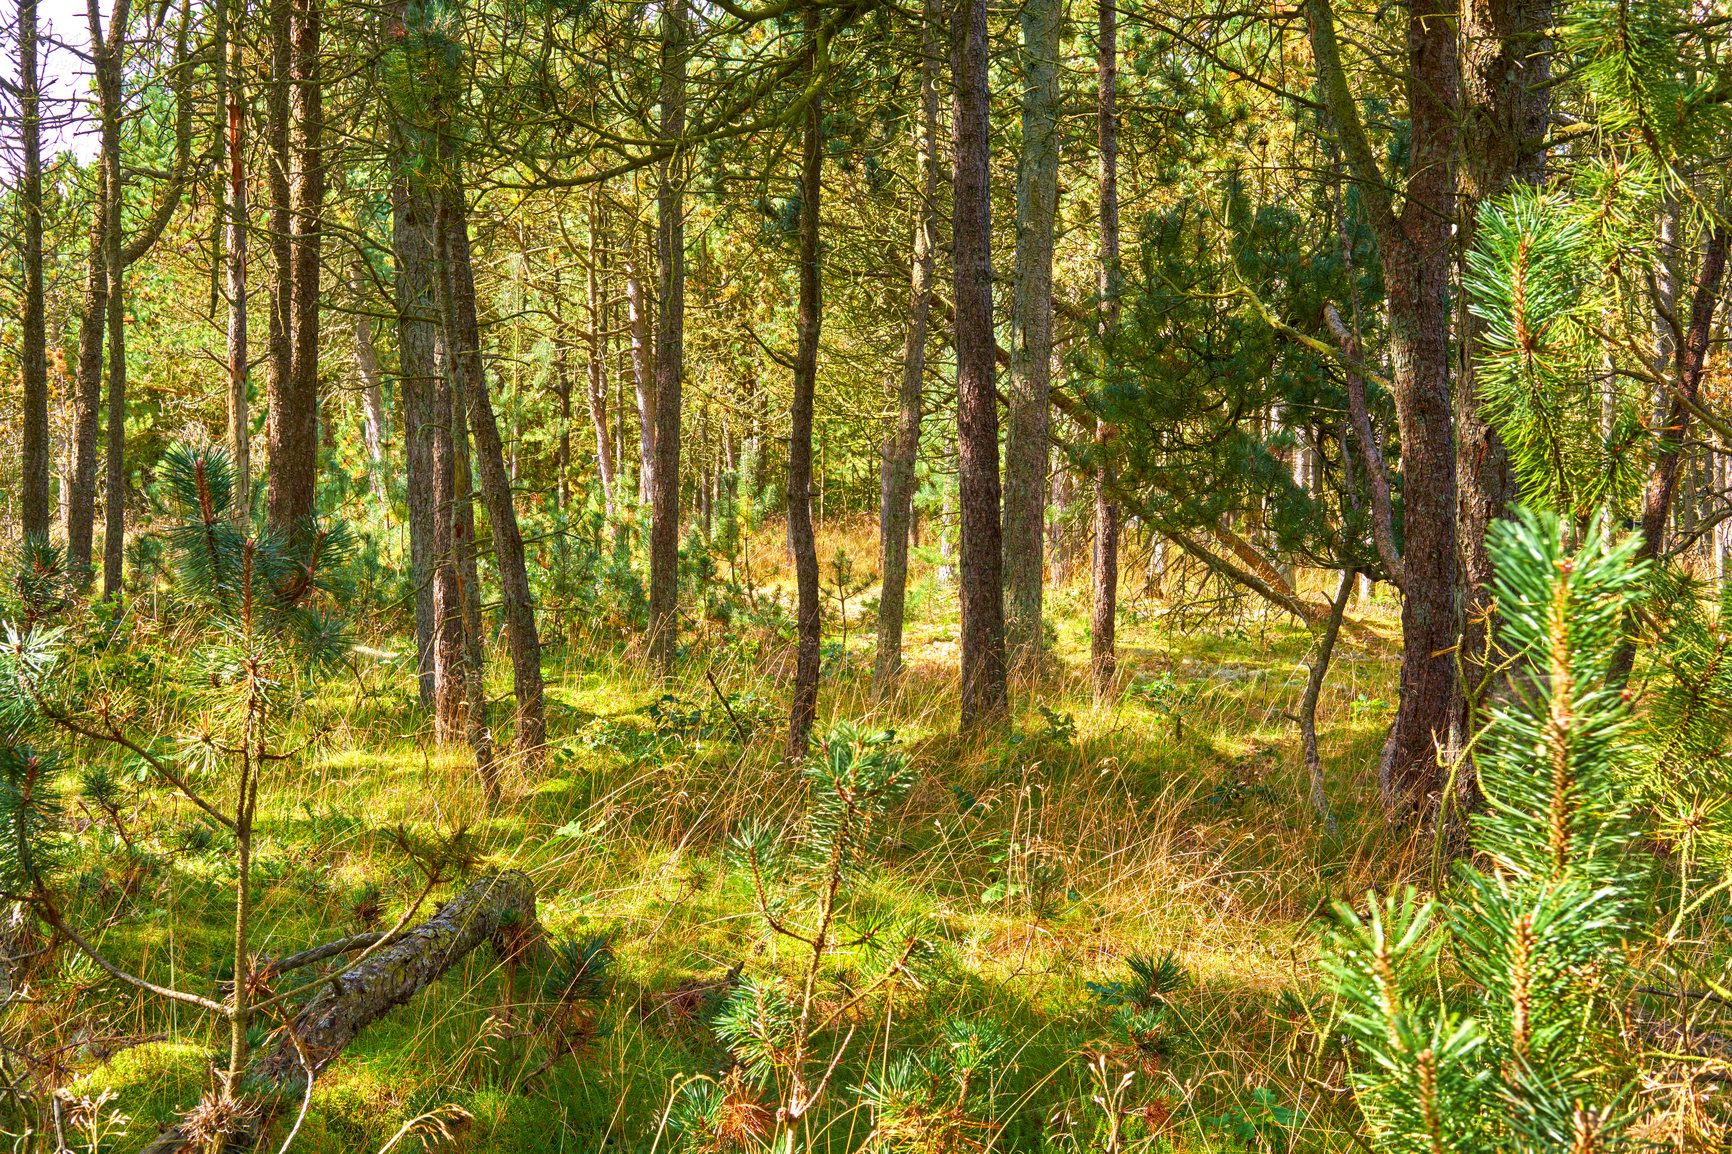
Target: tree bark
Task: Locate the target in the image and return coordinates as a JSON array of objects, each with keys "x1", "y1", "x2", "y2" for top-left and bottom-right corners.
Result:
[
  {"x1": 626, "y1": 258, "x2": 656, "y2": 505},
  {"x1": 92, "y1": 0, "x2": 130, "y2": 601},
  {"x1": 787, "y1": 7, "x2": 824, "y2": 758},
  {"x1": 18, "y1": 0, "x2": 50, "y2": 539},
  {"x1": 1309, "y1": 0, "x2": 1460, "y2": 816},
  {"x1": 1003, "y1": 0, "x2": 1060, "y2": 675},
  {"x1": 587, "y1": 188, "x2": 618, "y2": 518},
  {"x1": 648, "y1": 0, "x2": 688, "y2": 676},
  {"x1": 1091, "y1": 0, "x2": 1120, "y2": 703},
  {"x1": 226, "y1": 15, "x2": 251, "y2": 528},
  {"x1": 351, "y1": 262, "x2": 387, "y2": 470},
  {"x1": 871, "y1": 0, "x2": 940, "y2": 702},
  {"x1": 1301, "y1": 569, "x2": 1355, "y2": 836},
  {"x1": 68, "y1": 166, "x2": 108, "y2": 576},
  {"x1": 268, "y1": 0, "x2": 324, "y2": 537},
  {"x1": 263, "y1": 0, "x2": 298, "y2": 535},
  {"x1": 951, "y1": 0, "x2": 1008, "y2": 730},
  {"x1": 430, "y1": 326, "x2": 466, "y2": 745},
  {"x1": 437, "y1": 166, "x2": 547, "y2": 760},
  {"x1": 1455, "y1": 0, "x2": 1551, "y2": 751},
  {"x1": 393, "y1": 164, "x2": 440, "y2": 709}
]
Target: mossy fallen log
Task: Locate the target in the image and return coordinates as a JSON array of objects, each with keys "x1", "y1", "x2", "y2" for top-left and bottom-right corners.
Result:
[{"x1": 140, "y1": 871, "x2": 539, "y2": 1152}]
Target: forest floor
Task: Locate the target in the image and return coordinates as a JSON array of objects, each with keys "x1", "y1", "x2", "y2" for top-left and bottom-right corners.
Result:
[{"x1": 52, "y1": 521, "x2": 1418, "y2": 1153}]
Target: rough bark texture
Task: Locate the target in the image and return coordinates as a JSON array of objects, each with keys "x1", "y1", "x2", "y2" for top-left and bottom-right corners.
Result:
[
  {"x1": 438, "y1": 170, "x2": 547, "y2": 758},
  {"x1": 1309, "y1": 0, "x2": 1459, "y2": 815},
  {"x1": 259, "y1": 873, "x2": 537, "y2": 1085},
  {"x1": 1091, "y1": 0, "x2": 1120, "y2": 703},
  {"x1": 587, "y1": 190, "x2": 618, "y2": 518},
  {"x1": 19, "y1": 0, "x2": 50, "y2": 538},
  {"x1": 648, "y1": 0, "x2": 688, "y2": 676},
  {"x1": 951, "y1": 0, "x2": 1009, "y2": 730},
  {"x1": 95, "y1": 1, "x2": 128, "y2": 600},
  {"x1": 871, "y1": 0, "x2": 939, "y2": 702},
  {"x1": 268, "y1": 0, "x2": 323, "y2": 536},
  {"x1": 264, "y1": 0, "x2": 298, "y2": 535},
  {"x1": 226, "y1": 26, "x2": 251, "y2": 529},
  {"x1": 393, "y1": 162, "x2": 440, "y2": 708},
  {"x1": 68, "y1": 166, "x2": 108, "y2": 575},
  {"x1": 1455, "y1": 0, "x2": 1551, "y2": 740},
  {"x1": 626, "y1": 261, "x2": 656, "y2": 505},
  {"x1": 1003, "y1": 0, "x2": 1060, "y2": 675},
  {"x1": 788, "y1": 10, "x2": 824, "y2": 758},
  {"x1": 1608, "y1": 226, "x2": 1730, "y2": 684}
]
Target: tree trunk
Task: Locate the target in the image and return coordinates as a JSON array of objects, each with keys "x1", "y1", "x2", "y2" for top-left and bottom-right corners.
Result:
[
  {"x1": 1301, "y1": 569, "x2": 1355, "y2": 836},
  {"x1": 1608, "y1": 225, "x2": 1731, "y2": 683},
  {"x1": 392, "y1": 162, "x2": 440, "y2": 709},
  {"x1": 951, "y1": 0, "x2": 1009, "y2": 730},
  {"x1": 1454, "y1": 0, "x2": 1552, "y2": 757},
  {"x1": 1003, "y1": 0, "x2": 1060, "y2": 675},
  {"x1": 626, "y1": 259, "x2": 655, "y2": 505},
  {"x1": 430, "y1": 326, "x2": 466, "y2": 744},
  {"x1": 1091, "y1": 0, "x2": 1120, "y2": 703},
  {"x1": 93, "y1": 1, "x2": 129, "y2": 601},
  {"x1": 648, "y1": 0, "x2": 688, "y2": 676},
  {"x1": 68, "y1": 166, "x2": 108, "y2": 576},
  {"x1": 269, "y1": 0, "x2": 324, "y2": 536},
  {"x1": 263, "y1": 0, "x2": 298, "y2": 535},
  {"x1": 437, "y1": 166, "x2": 547, "y2": 759},
  {"x1": 1307, "y1": 0, "x2": 1460, "y2": 815},
  {"x1": 787, "y1": 7, "x2": 824, "y2": 758},
  {"x1": 351, "y1": 262, "x2": 387, "y2": 470},
  {"x1": 871, "y1": 0, "x2": 940, "y2": 702},
  {"x1": 587, "y1": 189, "x2": 618, "y2": 518},
  {"x1": 226, "y1": 18, "x2": 251, "y2": 528},
  {"x1": 18, "y1": 0, "x2": 50, "y2": 539}
]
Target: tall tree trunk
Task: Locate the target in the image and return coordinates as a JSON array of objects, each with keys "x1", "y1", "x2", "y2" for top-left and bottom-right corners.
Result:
[
  {"x1": 18, "y1": 0, "x2": 50, "y2": 539},
  {"x1": 268, "y1": 0, "x2": 323, "y2": 535},
  {"x1": 431, "y1": 329, "x2": 466, "y2": 744},
  {"x1": 351, "y1": 262, "x2": 387, "y2": 469},
  {"x1": 437, "y1": 164, "x2": 547, "y2": 758},
  {"x1": 226, "y1": 11, "x2": 251, "y2": 528},
  {"x1": 648, "y1": 0, "x2": 688, "y2": 676},
  {"x1": 787, "y1": 7, "x2": 824, "y2": 757},
  {"x1": 1454, "y1": 0, "x2": 1552, "y2": 756},
  {"x1": 553, "y1": 265, "x2": 574, "y2": 515},
  {"x1": 951, "y1": 0, "x2": 1008, "y2": 730},
  {"x1": 68, "y1": 166, "x2": 108, "y2": 576},
  {"x1": 1301, "y1": 568, "x2": 1355, "y2": 836},
  {"x1": 393, "y1": 168, "x2": 440, "y2": 708},
  {"x1": 1308, "y1": 0, "x2": 1460, "y2": 815},
  {"x1": 1003, "y1": 0, "x2": 1060, "y2": 676},
  {"x1": 587, "y1": 189, "x2": 618, "y2": 517},
  {"x1": 625, "y1": 259, "x2": 655, "y2": 505},
  {"x1": 1608, "y1": 226, "x2": 1731, "y2": 683},
  {"x1": 264, "y1": 0, "x2": 296, "y2": 534},
  {"x1": 871, "y1": 0, "x2": 940, "y2": 701},
  {"x1": 92, "y1": 0, "x2": 130, "y2": 600},
  {"x1": 1091, "y1": 0, "x2": 1120, "y2": 703}
]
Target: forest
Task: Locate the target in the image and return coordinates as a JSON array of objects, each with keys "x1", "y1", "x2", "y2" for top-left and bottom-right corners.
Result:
[{"x1": 1, "y1": 0, "x2": 1731, "y2": 1147}]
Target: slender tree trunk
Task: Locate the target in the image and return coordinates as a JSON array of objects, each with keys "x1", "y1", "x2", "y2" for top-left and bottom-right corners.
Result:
[
  {"x1": 393, "y1": 168, "x2": 440, "y2": 708},
  {"x1": 1301, "y1": 569, "x2": 1355, "y2": 836},
  {"x1": 648, "y1": 0, "x2": 688, "y2": 676},
  {"x1": 431, "y1": 329, "x2": 466, "y2": 744},
  {"x1": 68, "y1": 166, "x2": 108, "y2": 575},
  {"x1": 264, "y1": 0, "x2": 297, "y2": 534},
  {"x1": 871, "y1": 0, "x2": 940, "y2": 701},
  {"x1": 587, "y1": 189, "x2": 617, "y2": 517},
  {"x1": 351, "y1": 263, "x2": 387, "y2": 469},
  {"x1": 18, "y1": 0, "x2": 50, "y2": 538},
  {"x1": 1091, "y1": 0, "x2": 1120, "y2": 702},
  {"x1": 93, "y1": 1, "x2": 129, "y2": 600},
  {"x1": 1003, "y1": 0, "x2": 1060, "y2": 675},
  {"x1": 951, "y1": 0, "x2": 1008, "y2": 730},
  {"x1": 1308, "y1": 0, "x2": 1460, "y2": 814},
  {"x1": 437, "y1": 165, "x2": 547, "y2": 759},
  {"x1": 553, "y1": 265, "x2": 574, "y2": 514},
  {"x1": 269, "y1": 0, "x2": 323, "y2": 535},
  {"x1": 787, "y1": 8, "x2": 824, "y2": 758},
  {"x1": 226, "y1": 14, "x2": 251, "y2": 527},
  {"x1": 625, "y1": 260, "x2": 655, "y2": 505}
]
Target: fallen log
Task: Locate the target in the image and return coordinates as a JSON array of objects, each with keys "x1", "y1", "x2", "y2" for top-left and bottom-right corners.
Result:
[{"x1": 140, "y1": 871, "x2": 540, "y2": 1153}]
